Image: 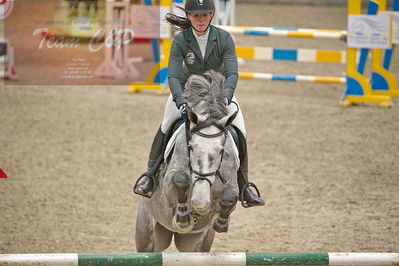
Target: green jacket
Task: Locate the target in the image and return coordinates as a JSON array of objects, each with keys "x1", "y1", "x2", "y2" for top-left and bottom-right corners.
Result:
[{"x1": 168, "y1": 25, "x2": 238, "y2": 108}]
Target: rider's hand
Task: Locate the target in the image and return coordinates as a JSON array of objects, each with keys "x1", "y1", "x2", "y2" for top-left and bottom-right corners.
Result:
[
  {"x1": 222, "y1": 97, "x2": 230, "y2": 106},
  {"x1": 180, "y1": 103, "x2": 188, "y2": 121}
]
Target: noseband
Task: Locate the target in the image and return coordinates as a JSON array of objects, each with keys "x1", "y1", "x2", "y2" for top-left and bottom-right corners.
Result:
[{"x1": 186, "y1": 119, "x2": 228, "y2": 186}]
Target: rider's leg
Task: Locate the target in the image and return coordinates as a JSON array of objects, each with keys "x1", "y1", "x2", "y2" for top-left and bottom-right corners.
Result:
[
  {"x1": 228, "y1": 96, "x2": 265, "y2": 208},
  {"x1": 236, "y1": 128, "x2": 265, "y2": 207},
  {"x1": 134, "y1": 94, "x2": 181, "y2": 197},
  {"x1": 133, "y1": 126, "x2": 165, "y2": 197}
]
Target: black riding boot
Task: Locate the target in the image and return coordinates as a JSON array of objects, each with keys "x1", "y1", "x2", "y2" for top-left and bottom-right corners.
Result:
[
  {"x1": 133, "y1": 126, "x2": 165, "y2": 198},
  {"x1": 236, "y1": 129, "x2": 265, "y2": 208}
]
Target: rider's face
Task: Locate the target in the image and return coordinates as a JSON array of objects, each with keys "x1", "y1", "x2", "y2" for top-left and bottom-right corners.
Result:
[{"x1": 187, "y1": 12, "x2": 213, "y2": 35}]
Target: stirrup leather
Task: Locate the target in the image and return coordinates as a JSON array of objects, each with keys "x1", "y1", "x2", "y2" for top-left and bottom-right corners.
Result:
[
  {"x1": 240, "y1": 182, "x2": 261, "y2": 208},
  {"x1": 133, "y1": 172, "x2": 155, "y2": 198}
]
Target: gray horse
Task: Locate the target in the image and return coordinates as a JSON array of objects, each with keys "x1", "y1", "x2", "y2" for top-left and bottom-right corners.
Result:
[{"x1": 135, "y1": 71, "x2": 240, "y2": 252}]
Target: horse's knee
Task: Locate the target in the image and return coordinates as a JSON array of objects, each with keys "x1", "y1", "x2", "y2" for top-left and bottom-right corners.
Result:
[
  {"x1": 172, "y1": 170, "x2": 190, "y2": 193},
  {"x1": 220, "y1": 189, "x2": 238, "y2": 208}
]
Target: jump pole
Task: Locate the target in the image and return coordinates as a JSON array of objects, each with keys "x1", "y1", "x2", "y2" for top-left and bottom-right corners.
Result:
[
  {"x1": 219, "y1": 23, "x2": 349, "y2": 86},
  {"x1": 235, "y1": 44, "x2": 349, "y2": 84},
  {"x1": 1, "y1": 252, "x2": 399, "y2": 265},
  {"x1": 236, "y1": 46, "x2": 348, "y2": 64},
  {"x1": 217, "y1": 25, "x2": 346, "y2": 39},
  {"x1": 239, "y1": 72, "x2": 346, "y2": 84}
]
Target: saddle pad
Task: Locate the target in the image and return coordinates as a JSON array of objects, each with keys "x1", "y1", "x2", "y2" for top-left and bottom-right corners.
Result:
[{"x1": 164, "y1": 124, "x2": 240, "y2": 166}]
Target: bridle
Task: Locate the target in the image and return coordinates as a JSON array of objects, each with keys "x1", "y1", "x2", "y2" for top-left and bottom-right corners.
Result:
[
  {"x1": 185, "y1": 103, "x2": 239, "y2": 187},
  {"x1": 187, "y1": 119, "x2": 228, "y2": 187}
]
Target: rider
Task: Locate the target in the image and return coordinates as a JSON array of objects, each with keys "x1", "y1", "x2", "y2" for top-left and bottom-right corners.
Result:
[{"x1": 134, "y1": 0, "x2": 265, "y2": 208}]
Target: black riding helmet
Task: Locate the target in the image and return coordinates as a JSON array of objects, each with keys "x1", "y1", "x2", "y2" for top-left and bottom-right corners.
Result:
[{"x1": 185, "y1": 0, "x2": 215, "y2": 14}]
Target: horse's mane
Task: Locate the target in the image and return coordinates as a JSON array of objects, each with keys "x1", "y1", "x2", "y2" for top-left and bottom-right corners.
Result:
[{"x1": 183, "y1": 70, "x2": 229, "y2": 120}]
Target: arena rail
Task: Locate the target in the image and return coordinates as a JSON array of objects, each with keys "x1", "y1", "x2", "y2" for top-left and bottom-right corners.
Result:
[{"x1": 1, "y1": 252, "x2": 399, "y2": 265}]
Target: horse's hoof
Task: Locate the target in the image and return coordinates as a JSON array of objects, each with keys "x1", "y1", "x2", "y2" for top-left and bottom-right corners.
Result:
[{"x1": 213, "y1": 217, "x2": 229, "y2": 233}]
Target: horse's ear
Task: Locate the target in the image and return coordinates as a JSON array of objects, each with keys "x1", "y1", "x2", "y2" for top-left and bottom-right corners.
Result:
[
  {"x1": 188, "y1": 109, "x2": 198, "y2": 124},
  {"x1": 219, "y1": 111, "x2": 238, "y2": 127}
]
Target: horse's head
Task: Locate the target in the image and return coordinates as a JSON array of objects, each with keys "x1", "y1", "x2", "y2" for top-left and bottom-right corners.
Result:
[
  {"x1": 183, "y1": 70, "x2": 237, "y2": 215},
  {"x1": 187, "y1": 108, "x2": 237, "y2": 214}
]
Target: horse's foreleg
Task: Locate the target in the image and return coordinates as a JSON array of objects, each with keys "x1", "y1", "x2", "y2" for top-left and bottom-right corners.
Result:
[
  {"x1": 175, "y1": 230, "x2": 214, "y2": 252},
  {"x1": 135, "y1": 199, "x2": 155, "y2": 252},
  {"x1": 174, "y1": 229, "x2": 215, "y2": 252},
  {"x1": 199, "y1": 229, "x2": 215, "y2": 251},
  {"x1": 213, "y1": 188, "x2": 238, "y2": 233},
  {"x1": 171, "y1": 170, "x2": 194, "y2": 232},
  {"x1": 154, "y1": 222, "x2": 173, "y2": 252}
]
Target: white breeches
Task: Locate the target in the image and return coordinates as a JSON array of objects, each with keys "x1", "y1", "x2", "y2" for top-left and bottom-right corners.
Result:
[{"x1": 161, "y1": 94, "x2": 247, "y2": 138}]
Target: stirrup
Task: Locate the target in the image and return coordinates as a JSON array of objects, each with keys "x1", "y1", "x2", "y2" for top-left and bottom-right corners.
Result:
[
  {"x1": 240, "y1": 182, "x2": 262, "y2": 208},
  {"x1": 133, "y1": 172, "x2": 155, "y2": 198}
]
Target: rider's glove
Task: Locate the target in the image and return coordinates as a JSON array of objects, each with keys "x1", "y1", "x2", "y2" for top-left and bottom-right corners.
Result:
[
  {"x1": 179, "y1": 103, "x2": 188, "y2": 121},
  {"x1": 222, "y1": 97, "x2": 230, "y2": 106}
]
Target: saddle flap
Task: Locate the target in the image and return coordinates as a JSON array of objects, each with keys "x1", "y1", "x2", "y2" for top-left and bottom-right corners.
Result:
[{"x1": 164, "y1": 123, "x2": 185, "y2": 160}]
